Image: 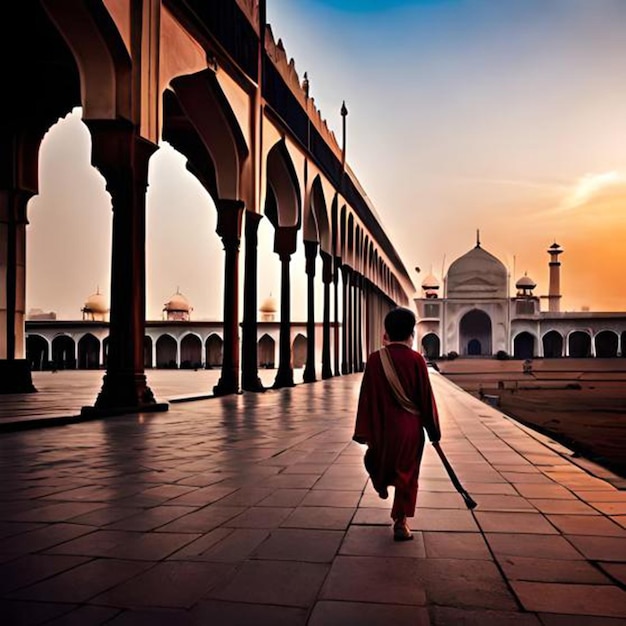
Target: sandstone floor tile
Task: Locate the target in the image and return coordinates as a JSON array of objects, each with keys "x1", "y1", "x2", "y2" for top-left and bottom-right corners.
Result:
[
  {"x1": 566, "y1": 535, "x2": 626, "y2": 562},
  {"x1": 598, "y1": 562, "x2": 626, "y2": 586},
  {"x1": 165, "y1": 527, "x2": 233, "y2": 560},
  {"x1": 423, "y1": 531, "x2": 491, "y2": 560},
  {"x1": 528, "y1": 499, "x2": 597, "y2": 515},
  {"x1": 486, "y1": 533, "x2": 584, "y2": 559},
  {"x1": 537, "y1": 613, "x2": 626, "y2": 625},
  {"x1": 103, "y1": 607, "x2": 195, "y2": 625},
  {"x1": 92, "y1": 561, "x2": 234, "y2": 609},
  {"x1": 224, "y1": 506, "x2": 293, "y2": 529},
  {"x1": 463, "y1": 482, "x2": 518, "y2": 495},
  {"x1": 417, "y1": 491, "x2": 466, "y2": 509},
  {"x1": 253, "y1": 528, "x2": 343, "y2": 562},
  {"x1": 319, "y1": 555, "x2": 427, "y2": 605},
  {"x1": 43, "y1": 604, "x2": 121, "y2": 625},
  {"x1": 7, "y1": 558, "x2": 152, "y2": 603},
  {"x1": 430, "y1": 606, "x2": 542, "y2": 625},
  {"x1": 498, "y1": 555, "x2": 612, "y2": 584},
  {"x1": 410, "y1": 508, "x2": 479, "y2": 532},
  {"x1": 190, "y1": 600, "x2": 307, "y2": 626},
  {"x1": 0, "y1": 553, "x2": 89, "y2": 593},
  {"x1": 0, "y1": 599, "x2": 76, "y2": 625},
  {"x1": 300, "y1": 489, "x2": 361, "y2": 508},
  {"x1": 209, "y1": 487, "x2": 275, "y2": 507},
  {"x1": 511, "y1": 581, "x2": 626, "y2": 617},
  {"x1": 192, "y1": 528, "x2": 269, "y2": 562},
  {"x1": 156, "y1": 505, "x2": 245, "y2": 532},
  {"x1": 208, "y1": 560, "x2": 328, "y2": 608},
  {"x1": 281, "y1": 506, "x2": 354, "y2": 530},
  {"x1": 67, "y1": 506, "x2": 144, "y2": 526},
  {"x1": 547, "y1": 514, "x2": 626, "y2": 537},
  {"x1": 163, "y1": 485, "x2": 237, "y2": 506},
  {"x1": 476, "y1": 511, "x2": 558, "y2": 534},
  {"x1": 338, "y1": 525, "x2": 426, "y2": 558},
  {"x1": 308, "y1": 600, "x2": 430, "y2": 626},
  {"x1": 2, "y1": 501, "x2": 107, "y2": 523},
  {"x1": 0, "y1": 522, "x2": 97, "y2": 557},
  {"x1": 257, "y1": 489, "x2": 308, "y2": 507},
  {"x1": 106, "y1": 506, "x2": 197, "y2": 531}
]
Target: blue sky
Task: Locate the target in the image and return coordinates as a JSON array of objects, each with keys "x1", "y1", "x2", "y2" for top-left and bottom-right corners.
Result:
[
  {"x1": 265, "y1": 0, "x2": 626, "y2": 311},
  {"x1": 26, "y1": 0, "x2": 626, "y2": 318}
]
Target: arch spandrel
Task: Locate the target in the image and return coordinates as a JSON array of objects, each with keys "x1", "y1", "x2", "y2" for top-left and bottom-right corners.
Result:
[
  {"x1": 169, "y1": 70, "x2": 248, "y2": 200},
  {"x1": 160, "y1": 8, "x2": 209, "y2": 93},
  {"x1": 43, "y1": 1, "x2": 133, "y2": 123}
]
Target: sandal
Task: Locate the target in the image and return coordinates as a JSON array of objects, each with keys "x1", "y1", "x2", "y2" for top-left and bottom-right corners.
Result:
[{"x1": 393, "y1": 517, "x2": 414, "y2": 542}]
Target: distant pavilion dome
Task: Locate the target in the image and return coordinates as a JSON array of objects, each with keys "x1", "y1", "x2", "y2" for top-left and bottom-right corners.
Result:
[
  {"x1": 259, "y1": 294, "x2": 278, "y2": 321},
  {"x1": 82, "y1": 288, "x2": 108, "y2": 320},
  {"x1": 515, "y1": 273, "x2": 536, "y2": 291},
  {"x1": 421, "y1": 273, "x2": 440, "y2": 290},
  {"x1": 446, "y1": 236, "x2": 508, "y2": 299},
  {"x1": 421, "y1": 273, "x2": 440, "y2": 299},
  {"x1": 163, "y1": 289, "x2": 192, "y2": 321}
]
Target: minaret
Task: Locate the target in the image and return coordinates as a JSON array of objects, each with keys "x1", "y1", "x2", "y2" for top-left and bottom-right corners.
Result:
[{"x1": 547, "y1": 242, "x2": 563, "y2": 312}]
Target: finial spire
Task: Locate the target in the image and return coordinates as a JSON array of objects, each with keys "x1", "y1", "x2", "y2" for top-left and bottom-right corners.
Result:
[{"x1": 476, "y1": 229, "x2": 481, "y2": 248}]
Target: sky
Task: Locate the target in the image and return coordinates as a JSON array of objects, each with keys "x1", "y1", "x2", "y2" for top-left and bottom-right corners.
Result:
[{"x1": 26, "y1": 0, "x2": 626, "y2": 319}]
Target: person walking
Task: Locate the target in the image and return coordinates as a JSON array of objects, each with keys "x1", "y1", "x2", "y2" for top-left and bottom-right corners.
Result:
[{"x1": 353, "y1": 306, "x2": 441, "y2": 541}]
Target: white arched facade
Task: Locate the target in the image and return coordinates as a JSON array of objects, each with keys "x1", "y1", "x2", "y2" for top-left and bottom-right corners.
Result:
[{"x1": 414, "y1": 241, "x2": 626, "y2": 359}]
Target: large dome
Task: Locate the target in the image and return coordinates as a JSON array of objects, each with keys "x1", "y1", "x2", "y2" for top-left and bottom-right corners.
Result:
[{"x1": 446, "y1": 244, "x2": 508, "y2": 298}]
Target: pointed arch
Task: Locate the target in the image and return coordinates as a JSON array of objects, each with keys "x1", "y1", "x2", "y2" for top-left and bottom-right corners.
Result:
[
  {"x1": 265, "y1": 139, "x2": 301, "y2": 228},
  {"x1": 166, "y1": 69, "x2": 249, "y2": 200}
]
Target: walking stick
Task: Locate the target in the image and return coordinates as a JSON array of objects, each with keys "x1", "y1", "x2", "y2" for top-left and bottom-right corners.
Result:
[{"x1": 432, "y1": 442, "x2": 477, "y2": 510}]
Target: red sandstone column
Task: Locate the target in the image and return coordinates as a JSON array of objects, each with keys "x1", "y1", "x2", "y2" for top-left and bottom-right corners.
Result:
[
  {"x1": 303, "y1": 240, "x2": 318, "y2": 383},
  {"x1": 241, "y1": 210, "x2": 265, "y2": 392},
  {"x1": 273, "y1": 226, "x2": 297, "y2": 388},
  {"x1": 82, "y1": 120, "x2": 163, "y2": 415},
  {"x1": 333, "y1": 255, "x2": 341, "y2": 376},
  {"x1": 0, "y1": 126, "x2": 42, "y2": 393},
  {"x1": 82, "y1": 120, "x2": 166, "y2": 415},
  {"x1": 0, "y1": 190, "x2": 36, "y2": 393},
  {"x1": 213, "y1": 199, "x2": 245, "y2": 396},
  {"x1": 321, "y1": 251, "x2": 333, "y2": 379},
  {"x1": 356, "y1": 273, "x2": 364, "y2": 372},
  {"x1": 341, "y1": 265, "x2": 350, "y2": 375}
]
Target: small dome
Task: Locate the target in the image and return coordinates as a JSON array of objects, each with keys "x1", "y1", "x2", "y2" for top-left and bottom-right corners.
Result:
[
  {"x1": 83, "y1": 290, "x2": 108, "y2": 314},
  {"x1": 421, "y1": 273, "x2": 440, "y2": 290},
  {"x1": 164, "y1": 290, "x2": 191, "y2": 312},
  {"x1": 260, "y1": 295, "x2": 278, "y2": 313},
  {"x1": 515, "y1": 273, "x2": 536, "y2": 290}
]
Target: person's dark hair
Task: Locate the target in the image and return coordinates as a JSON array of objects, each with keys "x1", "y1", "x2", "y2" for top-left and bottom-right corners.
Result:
[{"x1": 384, "y1": 307, "x2": 416, "y2": 341}]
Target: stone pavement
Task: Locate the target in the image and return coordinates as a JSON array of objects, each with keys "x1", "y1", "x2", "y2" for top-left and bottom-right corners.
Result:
[{"x1": 0, "y1": 370, "x2": 625, "y2": 625}]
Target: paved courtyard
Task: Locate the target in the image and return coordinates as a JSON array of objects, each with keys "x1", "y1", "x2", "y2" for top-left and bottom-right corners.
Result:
[{"x1": 0, "y1": 370, "x2": 625, "y2": 625}]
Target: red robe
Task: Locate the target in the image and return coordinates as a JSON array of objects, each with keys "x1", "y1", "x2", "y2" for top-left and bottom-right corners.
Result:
[{"x1": 353, "y1": 343, "x2": 441, "y2": 515}]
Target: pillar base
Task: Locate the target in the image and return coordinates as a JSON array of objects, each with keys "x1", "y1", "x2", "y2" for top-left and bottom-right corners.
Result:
[
  {"x1": 213, "y1": 371, "x2": 240, "y2": 396},
  {"x1": 303, "y1": 366, "x2": 316, "y2": 383},
  {"x1": 273, "y1": 367, "x2": 295, "y2": 389},
  {"x1": 81, "y1": 372, "x2": 168, "y2": 416},
  {"x1": 241, "y1": 376, "x2": 266, "y2": 393},
  {"x1": 0, "y1": 359, "x2": 37, "y2": 393}
]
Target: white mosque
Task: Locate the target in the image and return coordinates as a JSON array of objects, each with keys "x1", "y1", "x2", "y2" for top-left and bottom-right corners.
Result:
[{"x1": 414, "y1": 236, "x2": 626, "y2": 359}]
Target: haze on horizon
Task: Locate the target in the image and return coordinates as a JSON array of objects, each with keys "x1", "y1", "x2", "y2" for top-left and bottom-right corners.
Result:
[{"x1": 26, "y1": 0, "x2": 626, "y2": 320}]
